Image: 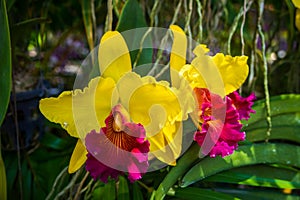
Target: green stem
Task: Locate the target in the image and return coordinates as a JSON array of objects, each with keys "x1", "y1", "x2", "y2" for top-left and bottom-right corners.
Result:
[
  {"x1": 227, "y1": 6, "x2": 244, "y2": 55},
  {"x1": 152, "y1": 143, "x2": 200, "y2": 200},
  {"x1": 105, "y1": 0, "x2": 113, "y2": 32},
  {"x1": 257, "y1": 0, "x2": 272, "y2": 141},
  {"x1": 195, "y1": 0, "x2": 203, "y2": 42}
]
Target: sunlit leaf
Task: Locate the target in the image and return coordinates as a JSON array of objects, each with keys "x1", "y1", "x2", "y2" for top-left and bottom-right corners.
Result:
[
  {"x1": 205, "y1": 165, "x2": 300, "y2": 189},
  {"x1": 215, "y1": 187, "x2": 300, "y2": 200},
  {"x1": 181, "y1": 143, "x2": 300, "y2": 187},
  {"x1": 242, "y1": 94, "x2": 300, "y2": 126},
  {"x1": 242, "y1": 94, "x2": 300, "y2": 143},
  {"x1": 170, "y1": 187, "x2": 239, "y2": 200},
  {"x1": 154, "y1": 143, "x2": 200, "y2": 199}
]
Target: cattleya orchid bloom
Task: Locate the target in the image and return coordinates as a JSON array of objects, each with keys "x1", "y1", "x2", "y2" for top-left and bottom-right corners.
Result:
[
  {"x1": 39, "y1": 29, "x2": 194, "y2": 181},
  {"x1": 169, "y1": 25, "x2": 255, "y2": 157}
]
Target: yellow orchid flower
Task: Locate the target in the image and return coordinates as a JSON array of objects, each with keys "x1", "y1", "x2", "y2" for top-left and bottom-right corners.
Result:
[
  {"x1": 40, "y1": 29, "x2": 194, "y2": 174},
  {"x1": 292, "y1": 0, "x2": 300, "y2": 31},
  {"x1": 169, "y1": 25, "x2": 249, "y2": 97},
  {"x1": 169, "y1": 25, "x2": 253, "y2": 158}
]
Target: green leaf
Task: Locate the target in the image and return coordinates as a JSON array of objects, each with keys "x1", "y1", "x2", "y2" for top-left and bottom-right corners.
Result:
[
  {"x1": 117, "y1": 176, "x2": 130, "y2": 200},
  {"x1": 12, "y1": 17, "x2": 50, "y2": 29},
  {"x1": 91, "y1": 181, "x2": 105, "y2": 200},
  {"x1": 0, "y1": 0, "x2": 11, "y2": 126},
  {"x1": 81, "y1": 0, "x2": 95, "y2": 51},
  {"x1": 0, "y1": 0, "x2": 11, "y2": 199},
  {"x1": 116, "y1": 0, "x2": 152, "y2": 67},
  {"x1": 244, "y1": 112, "x2": 300, "y2": 132},
  {"x1": 246, "y1": 125, "x2": 300, "y2": 144},
  {"x1": 242, "y1": 95, "x2": 300, "y2": 143},
  {"x1": 170, "y1": 187, "x2": 239, "y2": 200},
  {"x1": 116, "y1": 0, "x2": 147, "y2": 32},
  {"x1": 214, "y1": 187, "x2": 299, "y2": 200},
  {"x1": 205, "y1": 165, "x2": 300, "y2": 189},
  {"x1": 40, "y1": 132, "x2": 75, "y2": 150},
  {"x1": 153, "y1": 143, "x2": 200, "y2": 200},
  {"x1": 181, "y1": 143, "x2": 300, "y2": 187},
  {"x1": 0, "y1": 148, "x2": 6, "y2": 200},
  {"x1": 2, "y1": 152, "x2": 18, "y2": 199},
  {"x1": 103, "y1": 179, "x2": 116, "y2": 200},
  {"x1": 6, "y1": 0, "x2": 15, "y2": 11},
  {"x1": 22, "y1": 159, "x2": 33, "y2": 200},
  {"x1": 132, "y1": 182, "x2": 144, "y2": 200},
  {"x1": 242, "y1": 94, "x2": 300, "y2": 127},
  {"x1": 244, "y1": 112, "x2": 300, "y2": 143}
]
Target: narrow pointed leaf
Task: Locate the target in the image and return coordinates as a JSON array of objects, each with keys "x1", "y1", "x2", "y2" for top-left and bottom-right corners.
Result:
[
  {"x1": 154, "y1": 143, "x2": 200, "y2": 199},
  {"x1": 132, "y1": 182, "x2": 144, "y2": 200},
  {"x1": 116, "y1": 0, "x2": 152, "y2": 67},
  {"x1": 171, "y1": 187, "x2": 239, "y2": 200},
  {"x1": 0, "y1": 0, "x2": 11, "y2": 199},
  {"x1": 181, "y1": 143, "x2": 300, "y2": 187},
  {"x1": 81, "y1": 0, "x2": 94, "y2": 51},
  {"x1": 205, "y1": 165, "x2": 300, "y2": 189},
  {"x1": 242, "y1": 94, "x2": 300, "y2": 126},
  {"x1": 117, "y1": 176, "x2": 130, "y2": 200},
  {"x1": 215, "y1": 187, "x2": 300, "y2": 200},
  {"x1": 0, "y1": 0, "x2": 11, "y2": 125}
]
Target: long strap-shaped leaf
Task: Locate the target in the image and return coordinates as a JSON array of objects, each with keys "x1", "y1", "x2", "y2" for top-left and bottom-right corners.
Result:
[
  {"x1": 151, "y1": 143, "x2": 200, "y2": 200},
  {"x1": 81, "y1": 0, "x2": 95, "y2": 51},
  {"x1": 0, "y1": 148, "x2": 6, "y2": 200},
  {"x1": 204, "y1": 164, "x2": 300, "y2": 189},
  {"x1": 242, "y1": 94, "x2": 300, "y2": 126},
  {"x1": 181, "y1": 143, "x2": 300, "y2": 187},
  {"x1": 0, "y1": 0, "x2": 11, "y2": 199}
]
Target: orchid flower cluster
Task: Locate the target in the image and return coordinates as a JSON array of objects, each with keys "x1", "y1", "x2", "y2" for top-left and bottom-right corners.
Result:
[{"x1": 39, "y1": 25, "x2": 255, "y2": 183}]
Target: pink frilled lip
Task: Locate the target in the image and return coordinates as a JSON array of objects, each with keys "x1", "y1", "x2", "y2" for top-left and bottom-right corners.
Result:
[
  {"x1": 85, "y1": 104, "x2": 150, "y2": 183},
  {"x1": 193, "y1": 88, "x2": 255, "y2": 158}
]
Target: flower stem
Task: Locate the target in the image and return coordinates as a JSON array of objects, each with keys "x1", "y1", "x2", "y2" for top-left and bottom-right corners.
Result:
[
  {"x1": 152, "y1": 143, "x2": 200, "y2": 200},
  {"x1": 257, "y1": 0, "x2": 272, "y2": 141}
]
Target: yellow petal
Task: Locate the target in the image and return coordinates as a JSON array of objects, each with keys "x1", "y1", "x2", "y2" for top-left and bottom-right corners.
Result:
[
  {"x1": 181, "y1": 50, "x2": 248, "y2": 96},
  {"x1": 212, "y1": 53, "x2": 249, "y2": 95},
  {"x1": 171, "y1": 74, "x2": 196, "y2": 121},
  {"x1": 170, "y1": 25, "x2": 187, "y2": 88},
  {"x1": 73, "y1": 77, "x2": 116, "y2": 139},
  {"x1": 149, "y1": 122, "x2": 182, "y2": 165},
  {"x1": 181, "y1": 53, "x2": 226, "y2": 97},
  {"x1": 40, "y1": 91, "x2": 78, "y2": 137},
  {"x1": 98, "y1": 31, "x2": 132, "y2": 82},
  {"x1": 296, "y1": 9, "x2": 300, "y2": 31},
  {"x1": 129, "y1": 77, "x2": 182, "y2": 128},
  {"x1": 116, "y1": 72, "x2": 186, "y2": 164},
  {"x1": 39, "y1": 77, "x2": 115, "y2": 138},
  {"x1": 68, "y1": 139, "x2": 87, "y2": 173},
  {"x1": 186, "y1": 45, "x2": 226, "y2": 96},
  {"x1": 292, "y1": 0, "x2": 300, "y2": 8},
  {"x1": 170, "y1": 25, "x2": 187, "y2": 72},
  {"x1": 193, "y1": 44, "x2": 210, "y2": 56}
]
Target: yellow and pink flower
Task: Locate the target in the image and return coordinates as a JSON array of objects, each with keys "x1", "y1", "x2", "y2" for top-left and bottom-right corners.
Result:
[
  {"x1": 170, "y1": 25, "x2": 255, "y2": 157},
  {"x1": 39, "y1": 28, "x2": 194, "y2": 182}
]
